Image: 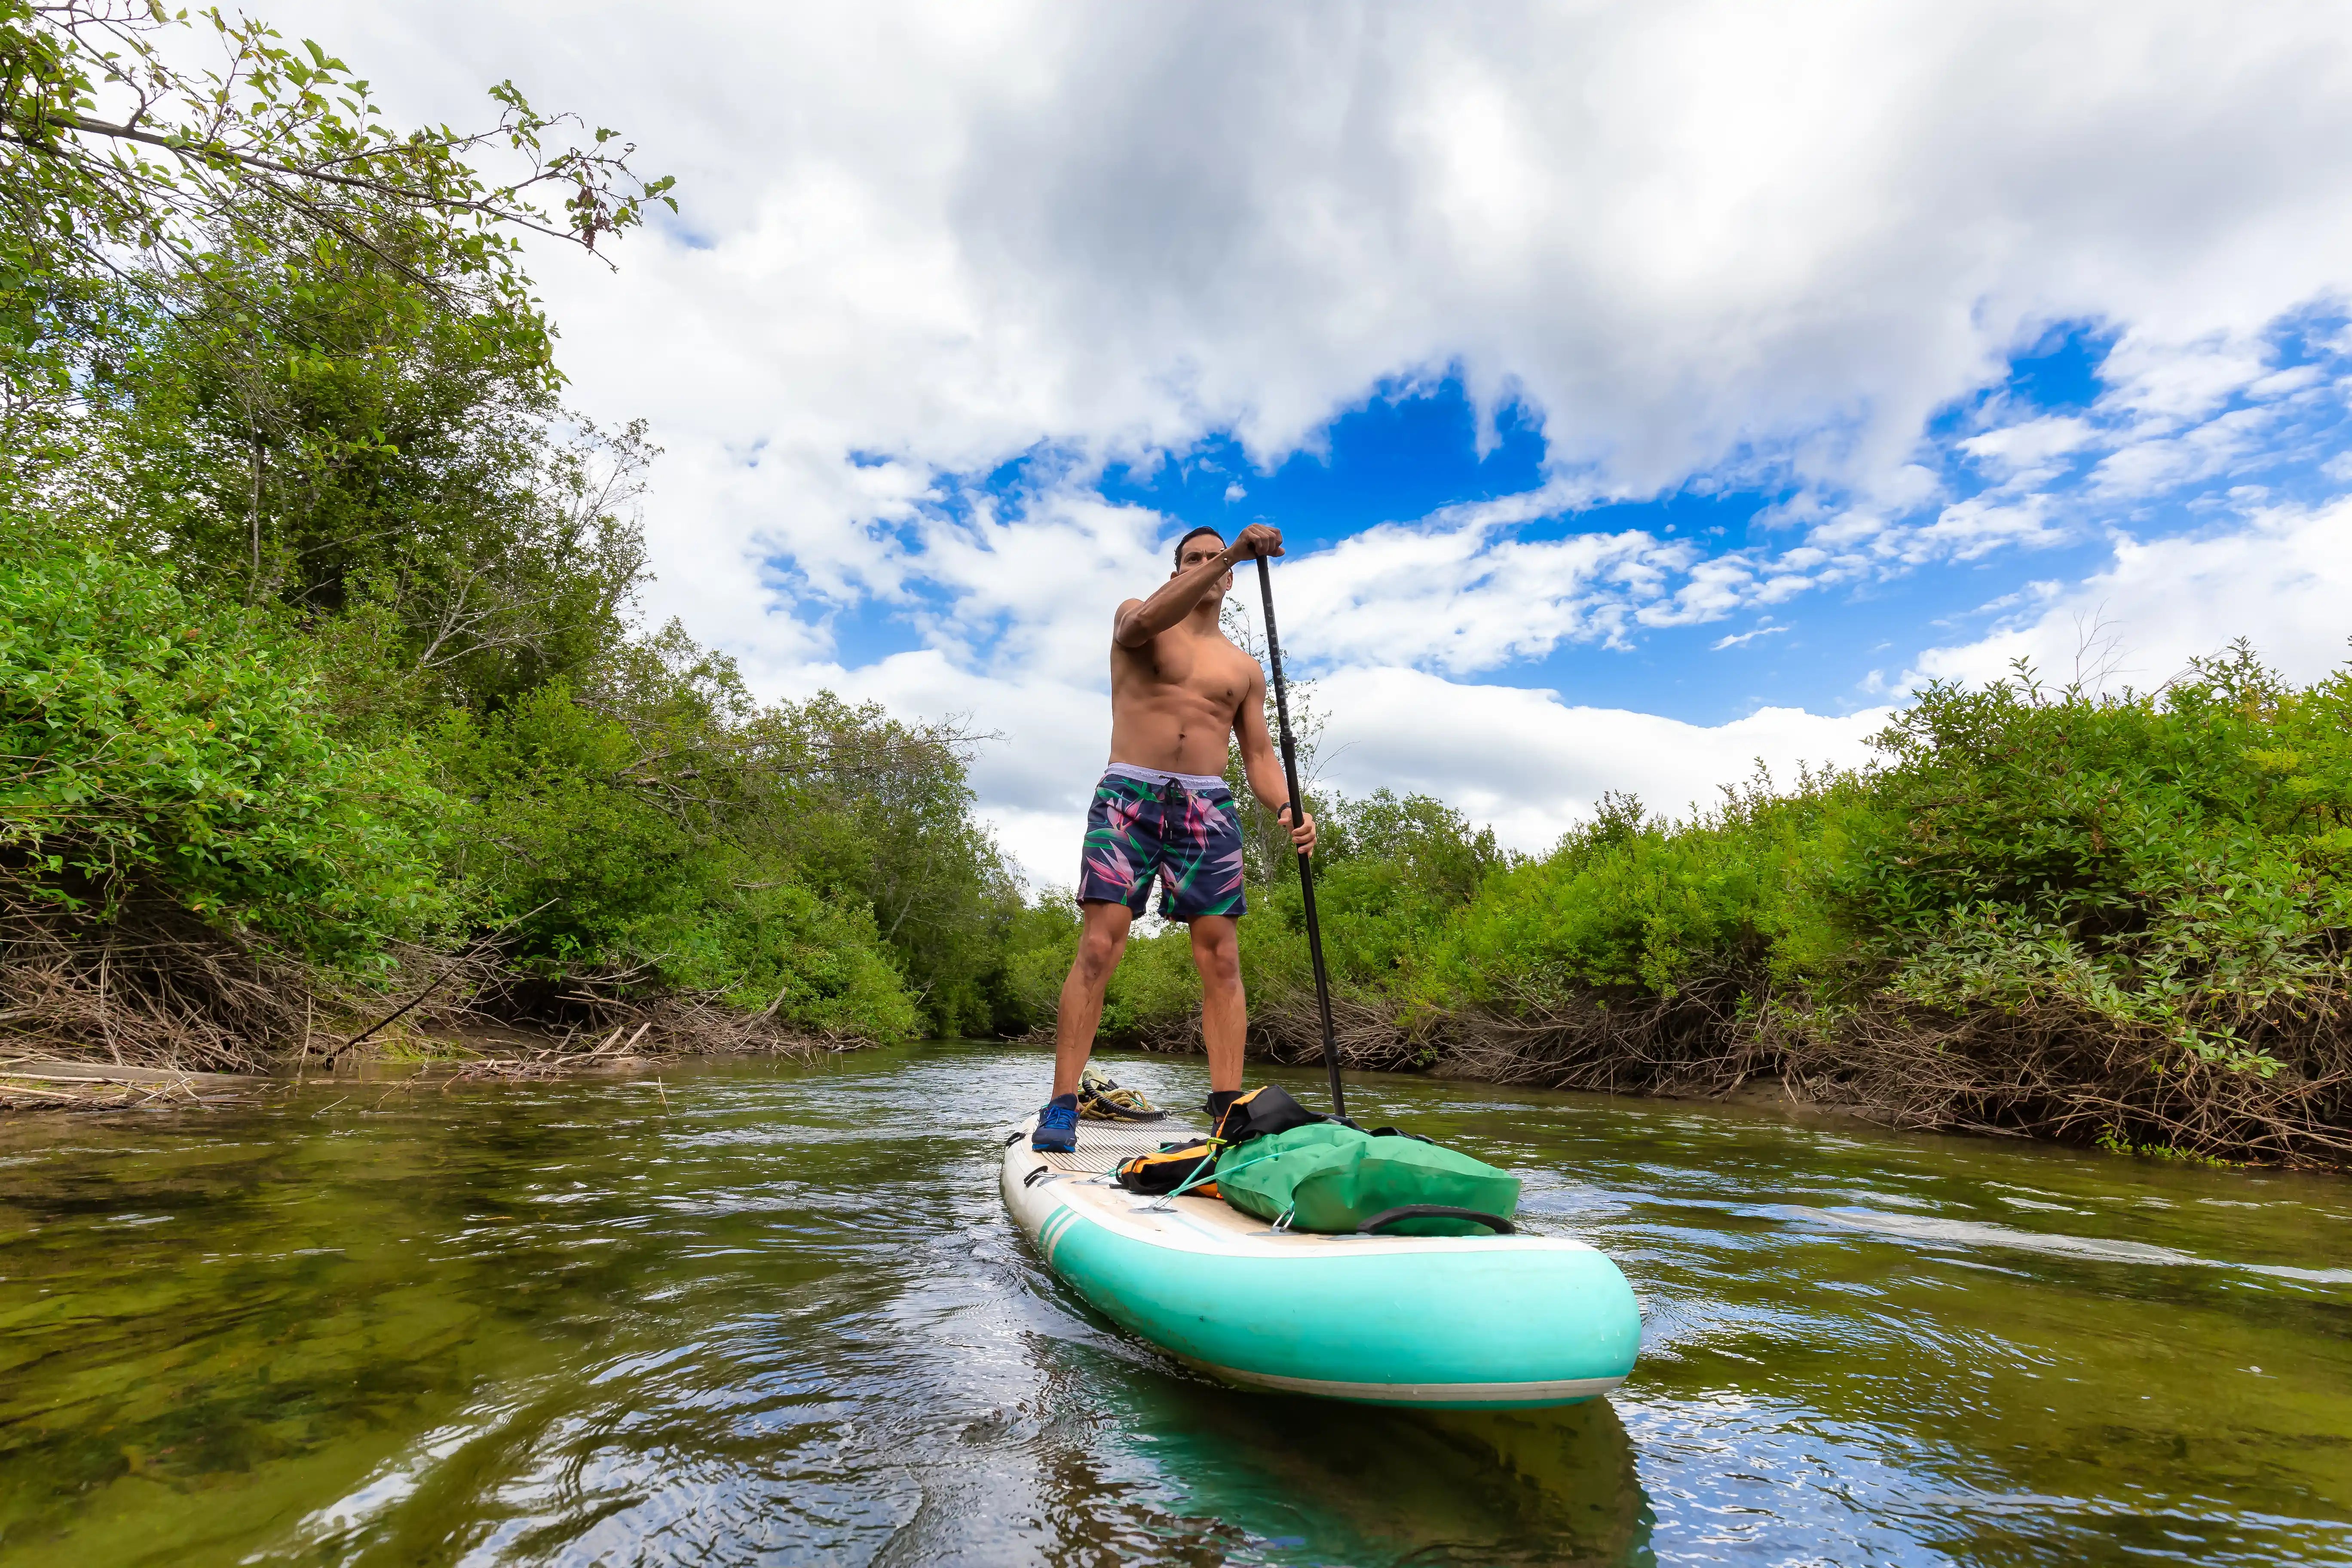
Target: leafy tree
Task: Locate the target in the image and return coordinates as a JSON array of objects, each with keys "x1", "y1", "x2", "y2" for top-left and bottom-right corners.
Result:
[
  {"x1": 75, "y1": 227, "x2": 655, "y2": 710},
  {"x1": 0, "y1": 0, "x2": 670, "y2": 457},
  {"x1": 743, "y1": 693, "x2": 1020, "y2": 1035}
]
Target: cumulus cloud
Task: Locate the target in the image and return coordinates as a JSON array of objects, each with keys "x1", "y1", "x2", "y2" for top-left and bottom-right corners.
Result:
[
  {"x1": 1909, "y1": 498, "x2": 2352, "y2": 694},
  {"x1": 1276, "y1": 490, "x2": 1696, "y2": 670},
  {"x1": 287, "y1": 0, "x2": 2352, "y2": 553},
  {"x1": 1309, "y1": 668, "x2": 1891, "y2": 853},
  {"x1": 1958, "y1": 416, "x2": 2095, "y2": 478}
]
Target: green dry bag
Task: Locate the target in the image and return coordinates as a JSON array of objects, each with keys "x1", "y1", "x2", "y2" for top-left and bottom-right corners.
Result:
[{"x1": 1214, "y1": 1123, "x2": 1521, "y2": 1237}]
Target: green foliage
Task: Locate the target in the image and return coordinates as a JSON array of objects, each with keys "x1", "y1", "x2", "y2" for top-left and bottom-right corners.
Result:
[
  {"x1": 58, "y1": 201, "x2": 652, "y2": 712},
  {"x1": 754, "y1": 693, "x2": 1021, "y2": 1037},
  {"x1": 2094, "y1": 1125, "x2": 2237, "y2": 1166},
  {"x1": 0, "y1": 0, "x2": 671, "y2": 457},
  {"x1": 435, "y1": 680, "x2": 919, "y2": 1042},
  {"x1": 1825, "y1": 647, "x2": 2352, "y2": 1071},
  {"x1": 0, "y1": 522, "x2": 450, "y2": 959},
  {"x1": 1428, "y1": 776, "x2": 1847, "y2": 1007},
  {"x1": 985, "y1": 897, "x2": 1085, "y2": 1037},
  {"x1": 1102, "y1": 927, "x2": 1208, "y2": 1044}
]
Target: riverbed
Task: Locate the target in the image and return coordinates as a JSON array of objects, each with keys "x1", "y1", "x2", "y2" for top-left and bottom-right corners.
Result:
[{"x1": 1, "y1": 1042, "x2": 2348, "y2": 1565}]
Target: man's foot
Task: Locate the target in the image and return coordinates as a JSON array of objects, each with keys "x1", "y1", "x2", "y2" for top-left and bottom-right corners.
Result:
[{"x1": 1032, "y1": 1094, "x2": 1079, "y2": 1152}]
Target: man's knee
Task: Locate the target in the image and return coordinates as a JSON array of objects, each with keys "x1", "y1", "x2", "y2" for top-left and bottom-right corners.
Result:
[
  {"x1": 1076, "y1": 935, "x2": 1126, "y2": 980},
  {"x1": 1191, "y1": 927, "x2": 1241, "y2": 990},
  {"x1": 1072, "y1": 914, "x2": 1130, "y2": 981}
]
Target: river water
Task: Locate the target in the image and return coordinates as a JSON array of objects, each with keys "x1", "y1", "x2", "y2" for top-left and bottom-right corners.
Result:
[{"x1": 1, "y1": 1043, "x2": 2348, "y2": 1567}]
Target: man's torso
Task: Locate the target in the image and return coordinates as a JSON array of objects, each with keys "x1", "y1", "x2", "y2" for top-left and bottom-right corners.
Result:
[{"x1": 1106, "y1": 619, "x2": 1256, "y2": 778}]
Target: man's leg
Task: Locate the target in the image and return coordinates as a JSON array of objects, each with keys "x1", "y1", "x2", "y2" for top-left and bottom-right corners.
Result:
[
  {"x1": 1189, "y1": 914, "x2": 1245, "y2": 1094},
  {"x1": 1052, "y1": 900, "x2": 1134, "y2": 1098}
]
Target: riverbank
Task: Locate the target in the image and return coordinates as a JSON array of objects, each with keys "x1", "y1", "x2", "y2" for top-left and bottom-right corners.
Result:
[
  {"x1": 1159, "y1": 1000, "x2": 2316, "y2": 1167},
  {"x1": 14, "y1": 502, "x2": 2350, "y2": 1164},
  {"x1": 14, "y1": 985, "x2": 2337, "y2": 1175},
  {"x1": 0, "y1": 1016, "x2": 851, "y2": 1114}
]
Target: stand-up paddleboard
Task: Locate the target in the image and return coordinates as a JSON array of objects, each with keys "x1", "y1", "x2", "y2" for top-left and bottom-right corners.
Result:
[{"x1": 1002, "y1": 1122, "x2": 1642, "y2": 1409}]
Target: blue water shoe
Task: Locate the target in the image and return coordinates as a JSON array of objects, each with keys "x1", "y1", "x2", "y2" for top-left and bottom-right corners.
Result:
[{"x1": 1032, "y1": 1094, "x2": 1079, "y2": 1153}]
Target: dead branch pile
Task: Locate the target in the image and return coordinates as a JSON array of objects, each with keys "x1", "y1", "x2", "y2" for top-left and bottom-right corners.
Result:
[
  {"x1": 0, "y1": 892, "x2": 850, "y2": 1082},
  {"x1": 449, "y1": 963, "x2": 854, "y2": 1061},
  {"x1": 0, "y1": 892, "x2": 312, "y2": 1072},
  {"x1": 1787, "y1": 999, "x2": 2352, "y2": 1164},
  {"x1": 1245, "y1": 994, "x2": 1430, "y2": 1074},
  {"x1": 0, "y1": 1072, "x2": 213, "y2": 1112},
  {"x1": 1423, "y1": 980, "x2": 2352, "y2": 1162},
  {"x1": 1096, "y1": 993, "x2": 1431, "y2": 1072},
  {"x1": 1047, "y1": 963, "x2": 2352, "y2": 1164},
  {"x1": 1420, "y1": 973, "x2": 1776, "y2": 1096}
]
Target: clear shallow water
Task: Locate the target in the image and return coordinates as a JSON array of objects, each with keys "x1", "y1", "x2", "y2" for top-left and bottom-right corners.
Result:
[{"x1": 0, "y1": 1044, "x2": 2348, "y2": 1567}]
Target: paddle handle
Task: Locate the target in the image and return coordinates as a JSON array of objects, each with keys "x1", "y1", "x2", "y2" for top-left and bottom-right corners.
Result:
[{"x1": 1254, "y1": 553, "x2": 1347, "y2": 1121}]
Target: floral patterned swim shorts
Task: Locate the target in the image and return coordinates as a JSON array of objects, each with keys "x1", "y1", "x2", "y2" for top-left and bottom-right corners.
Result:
[{"x1": 1077, "y1": 769, "x2": 1247, "y2": 922}]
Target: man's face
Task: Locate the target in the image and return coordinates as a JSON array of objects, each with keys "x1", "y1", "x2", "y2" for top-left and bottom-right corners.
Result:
[{"x1": 1175, "y1": 536, "x2": 1232, "y2": 598}]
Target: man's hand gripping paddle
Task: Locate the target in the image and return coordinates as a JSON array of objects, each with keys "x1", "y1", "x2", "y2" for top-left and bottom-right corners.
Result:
[{"x1": 1254, "y1": 553, "x2": 1348, "y2": 1121}]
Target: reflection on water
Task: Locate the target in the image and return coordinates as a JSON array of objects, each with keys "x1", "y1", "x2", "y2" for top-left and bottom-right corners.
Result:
[{"x1": 0, "y1": 1043, "x2": 2348, "y2": 1565}]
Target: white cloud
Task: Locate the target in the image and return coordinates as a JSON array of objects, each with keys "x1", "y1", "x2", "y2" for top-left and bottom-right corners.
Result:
[
  {"x1": 1906, "y1": 493, "x2": 2067, "y2": 560},
  {"x1": 1277, "y1": 502, "x2": 1695, "y2": 670},
  {"x1": 1310, "y1": 668, "x2": 1891, "y2": 852},
  {"x1": 2096, "y1": 334, "x2": 2274, "y2": 427},
  {"x1": 1959, "y1": 415, "x2": 2095, "y2": 476},
  {"x1": 1909, "y1": 498, "x2": 2352, "y2": 694},
  {"x1": 284, "y1": 0, "x2": 2352, "y2": 543}
]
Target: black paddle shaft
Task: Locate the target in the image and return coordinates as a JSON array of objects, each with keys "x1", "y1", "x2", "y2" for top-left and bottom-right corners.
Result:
[{"x1": 1254, "y1": 554, "x2": 1347, "y2": 1121}]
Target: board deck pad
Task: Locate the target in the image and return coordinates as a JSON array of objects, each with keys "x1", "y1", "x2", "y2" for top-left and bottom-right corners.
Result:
[{"x1": 1035, "y1": 1121, "x2": 1204, "y2": 1177}]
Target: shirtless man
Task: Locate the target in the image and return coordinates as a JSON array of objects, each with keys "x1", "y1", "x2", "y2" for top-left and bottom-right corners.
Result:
[{"x1": 1031, "y1": 522, "x2": 1317, "y2": 1152}]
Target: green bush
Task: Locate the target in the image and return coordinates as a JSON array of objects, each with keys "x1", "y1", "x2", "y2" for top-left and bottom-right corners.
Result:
[
  {"x1": 433, "y1": 682, "x2": 919, "y2": 1043},
  {"x1": 1017, "y1": 651, "x2": 2352, "y2": 1108},
  {"x1": 1415, "y1": 778, "x2": 1835, "y2": 1011},
  {"x1": 0, "y1": 527, "x2": 452, "y2": 961},
  {"x1": 1825, "y1": 649, "x2": 2352, "y2": 1069},
  {"x1": 984, "y1": 897, "x2": 1086, "y2": 1036}
]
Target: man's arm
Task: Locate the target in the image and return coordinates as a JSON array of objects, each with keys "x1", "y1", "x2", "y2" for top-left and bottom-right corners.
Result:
[
  {"x1": 1113, "y1": 522, "x2": 1284, "y2": 648},
  {"x1": 1235, "y1": 663, "x2": 1317, "y2": 854}
]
